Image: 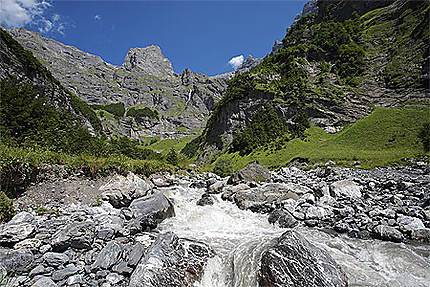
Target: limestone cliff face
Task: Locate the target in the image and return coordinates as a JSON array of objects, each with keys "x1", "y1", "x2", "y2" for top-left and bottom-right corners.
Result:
[
  {"x1": 8, "y1": 28, "x2": 232, "y2": 139},
  {"x1": 123, "y1": 46, "x2": 174, "y2": 79}
]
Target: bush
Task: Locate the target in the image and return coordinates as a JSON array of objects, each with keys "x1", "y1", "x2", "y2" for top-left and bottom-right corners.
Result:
[
  {"x1": 181, "y1": 136, "x2": 201, "y2": 158},
  {"x1": 165, "y1": 148, "x2": 178, "y2": 165},
  {"x1": 0, "y1": 154, "x2": 38, "y2": 198},
  {"x1": 213, "y1": 157, "x2": 233, "y2": 177},
  {"x1": 126, "y1": 106, "x2": 159, "y2": 120},
  {"x1": 418, "y1": 122, "x2": 430, "y2": 152},
  {"x1": 92, "y1": 102, "x2": 125, "y2": 118},
  {"x1": 0, "y1": 192, "x2": 15, "y2": 223}
]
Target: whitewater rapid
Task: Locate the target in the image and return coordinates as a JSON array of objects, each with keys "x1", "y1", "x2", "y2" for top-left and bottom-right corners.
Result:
[{"x1": 158, "y1": 182, "x2": 430, "y2": 287}]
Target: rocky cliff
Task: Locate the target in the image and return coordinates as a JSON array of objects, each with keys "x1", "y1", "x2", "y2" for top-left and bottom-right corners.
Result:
[
  {"x1": 8, "y1": 28, "x2": 232, "y2": 139},
  {"x1": 196, "y1": 0, "x2": 429, "y2": 161}
]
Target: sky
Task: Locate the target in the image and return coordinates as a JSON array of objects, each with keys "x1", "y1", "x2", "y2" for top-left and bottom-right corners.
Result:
[{"x1": 1, "y1": 0, "x2": 307, "y2": 75}]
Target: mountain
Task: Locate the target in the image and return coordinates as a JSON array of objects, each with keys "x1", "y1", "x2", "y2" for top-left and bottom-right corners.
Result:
[
  {"x1": 8, "y1": 28, "x2": 232, "y2": 140},
  {"x1": 194, "y1": 0, "x2": 429, "y2": 162}
]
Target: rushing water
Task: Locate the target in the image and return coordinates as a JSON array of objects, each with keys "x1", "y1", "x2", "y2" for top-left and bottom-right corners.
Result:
[{"x1": 158, "y1": 182, "x2": 430, "y2": 287}]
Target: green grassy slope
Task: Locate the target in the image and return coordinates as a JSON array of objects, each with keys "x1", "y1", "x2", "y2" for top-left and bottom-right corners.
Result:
[{"x1": 214, "y1": 106, "x2": 430, "y2": 171}]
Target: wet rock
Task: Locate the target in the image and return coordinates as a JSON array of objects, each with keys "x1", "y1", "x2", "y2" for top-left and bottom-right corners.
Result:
[
  {"x1": 373, "y1": 225, "x2": 403, "y2": 242},
  {"x1": 151, "y1": 174, "x2": 174, "y2": 187},
  {"x1": 129, "y1": 232, "x2": 213, "y2": 287},
  {"x1": 129, "y1": 193, "x2": 175, "y2": 229},
  {"x1": 305, "y1": 206, "x2": 331, "y2": 220},
  {"x1": 228, "y1": 162, "x2": 271, "y2": 185},
  {"x1": 207, "y1": 180, "x2": 226, "y2": 194},
  {"x1": 51, "y1": 221, "x2": 95, "y2": 251},
  {"x1": 91, "y1": 241, "x2": 123, "y2": 271},
  {"x1": 67, "y1": 274, "x2": 83, "y2": 285},
  {"x1": 259, "y1": 230, "x2": 348, "y2": 287},
  {"x1": 330, "y1": 180, "x2": 362, "y2": 199},
  {"x1": 196, "y1": 193, "x2": 214, "y2": 206},
  {"x1": 0, "y1": 212, "x2": 35, "y2": 245},
  {"x1": 268, "y1": 209, "x2": 298, "y2": 228}
]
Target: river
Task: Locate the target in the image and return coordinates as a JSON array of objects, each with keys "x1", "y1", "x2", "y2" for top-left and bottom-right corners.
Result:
[{"x1": 158, "y1": 181, "x2": 430, "y2": 287}]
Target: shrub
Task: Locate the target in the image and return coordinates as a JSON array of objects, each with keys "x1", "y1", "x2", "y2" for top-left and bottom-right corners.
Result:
[
  {"x1": 70, "y1": 93, "x2": 103, "y2": 135},
  {"x1": 181, "y1": 136, "x2": 201, "y2": 158},
  {"x1": 0, "y1": 191, "x2": 15, "y2": 223},
  {"x1": 126, "y1": 106, "x2": 159, "y2": 120},
  {"x1": 165, "y1": 148, "x2": 178, "y2": 166},
  {"x1": 418, "y1": 122, "x2": 430, "y2": 152},
  {"x1": 213, "y1": 157, "x2": 233, "y2": 177},
  {"x1": 92, "y1": 102, "x2": 125, "y2": 118}
]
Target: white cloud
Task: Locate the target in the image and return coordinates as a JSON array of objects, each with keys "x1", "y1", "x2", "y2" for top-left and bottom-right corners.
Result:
[
  {"x1": 0, "y1": 0, "x2": 50, "y2": 27},
  {"x1": 228, "y1": 55, "x2": 244, "y2": 70},
  {"x1": 94, "y1": 14, "x2": 102, "y2": 21},
  {"x1": 0, "y1": 0, "x2": 67, "y2": 35}
]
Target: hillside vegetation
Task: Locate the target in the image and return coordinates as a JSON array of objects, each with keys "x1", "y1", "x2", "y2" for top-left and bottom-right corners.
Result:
[{"x1": 188, "y1": 0, "x2": 429, "y2": 167}]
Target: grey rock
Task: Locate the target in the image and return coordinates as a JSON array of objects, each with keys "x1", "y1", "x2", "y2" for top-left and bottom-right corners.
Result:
[
  {"x1": 259, "y1": 230, "x2": 348, "y2": 287},
  {"x1": 129, "y1": 232, "x2": 213, "y2": 287},
  {"x1": 0, "y1": 212, "x2": 35, "y2": 244},
  {"x1": 207, "y1": 180, "x2": 226, "y2": 194},
  {"x1": 14, "y1": 238, "x2": 41, "y2": 249},
  {"x1": 127, "y1": 242, "x2": 146, "y2": 267},
  {"x1": 129, "y1": 193, "x2": 175, "y2": 229},
  {"x1": 51, "y1": 221, "x2": 95, "y2": 251},
  {"x1": 411, "y1": 228, "x2": 430, "y2": 243},
  {"x1": 29, "y1": 264, "x2": 46, "y2": 277},
  {"x1": 373, "y1": 225, "x2": 403, "y2": 242},
  {"x1": 268, "y1": 209, "x2": 298, "y2": 228},
  {"x1": 33, "y1": 277, "x2": 58, "y2": 287},
  {"x1": 52, "y1": 265, "x2": 79, "y2": 281},
  {"x1": 91, "y1": 241, "x2": 123, "y2": 271},
  {"x1": 67, "y1": 274, "x2": 83, "y2": 285},
  {"x1": 330, "y1": 180, "x2": 362, "y2": 199},
  {"x1": 0, "y1": 248, "x2": 34, "y2": 273},
  {"x1": 106, "y1": 272, "x2": 123, "y2": 284},
  {"x1": 305, "y1": 206, "x2": 331, "y2": 220},
  {"x1": 228, "y1": 162, "x2": 271, "y2": 185},
  {"x1": 99, "y1": 172, "x2": 152, "y2": 208},
  {"x1": 196, "y1": 193, "x2": 214, "y2": 206},
  {"x1": 43, "y1": 252, "x2": 69, "y2": 267},
  {"x1": 397, "y1": 215, "x2": 425, "y2": 233}
]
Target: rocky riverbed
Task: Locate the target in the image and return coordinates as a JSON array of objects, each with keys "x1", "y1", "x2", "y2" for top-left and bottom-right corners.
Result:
[{"x1": 0, "y1": 163, "x2": 429, "y2": 286}]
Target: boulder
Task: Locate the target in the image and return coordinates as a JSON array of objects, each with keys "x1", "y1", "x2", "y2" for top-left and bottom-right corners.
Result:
[
  {"x1": 397, "y1": 215, "x2": 425, "y2": 233},
  {"x1": 129, "y1": 193, "x2": 175, "y2": 229},
  {"x1": 259, "y1": 230, "x2": 348, "y2": 287},
  {"x1": 411, "y1": 228, "x2": 430, "y2": 243},
  {"x1": 99, "y1": 172, "x2": 153, "y2": 208},
  {"x1": 0, "y1": 212, "x2": 35, "y2": 245},
  {"x1": 51, "y1": 221, "x2": 95, "y2": 251},
  {"x1": 268, "y1": 209, "x2": 298, "y2": 228},
  {"x1": 0, "y1": 248, "x2": 34, "y2": 274},
  {"x1": 43, "y1": 252, "x2": 69, "y2": 267},
  {"x1": 233, "y1": 183, "x2": 304, "y2": 213},
  {"x1": 33, "y1": 277, "x2": 58, "y2": 287},
  {"x1": 129, "y1": 232, "x2": 213, "y2": 287},
  {"x1": 207, "y1": 180, "x2": 226, "y2": 194},
  {"x1": 228, "y1": 162, "x2": 271, "y2": 185},
  {"x1": 330, "y1": 180, "x2": 362, "y2": 199},
  {"x1": 373, "y1": 225, "x2": 403, "y2": 242},
  {"x1": 91, "y1": 241, "x2": 123, "y2": 271},
  {"x1": 196, "y1": 193, "x2": 214, "y2": 206},
  {"x1": 52, "y1": 265, "x2": 79, "y2": 281}
]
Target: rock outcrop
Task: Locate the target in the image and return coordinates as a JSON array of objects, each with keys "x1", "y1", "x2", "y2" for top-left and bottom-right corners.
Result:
[{"x1": 259, "y1": 230, "x2": 348, "y2": 287}]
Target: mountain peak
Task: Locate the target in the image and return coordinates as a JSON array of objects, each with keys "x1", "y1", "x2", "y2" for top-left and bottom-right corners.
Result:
[{"x1": 122, "y1": 45, "x2": 174, "y2": 79}]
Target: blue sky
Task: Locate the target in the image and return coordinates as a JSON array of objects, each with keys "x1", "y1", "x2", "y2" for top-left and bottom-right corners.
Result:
[{"x1": 1, "y1": 0, "x2": 307, "y2": 75}]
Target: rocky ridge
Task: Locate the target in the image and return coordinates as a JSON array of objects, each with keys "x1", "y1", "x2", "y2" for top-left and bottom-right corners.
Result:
[{"x1": 7, "y1": 28, "x2": 233, "y2": 139}]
